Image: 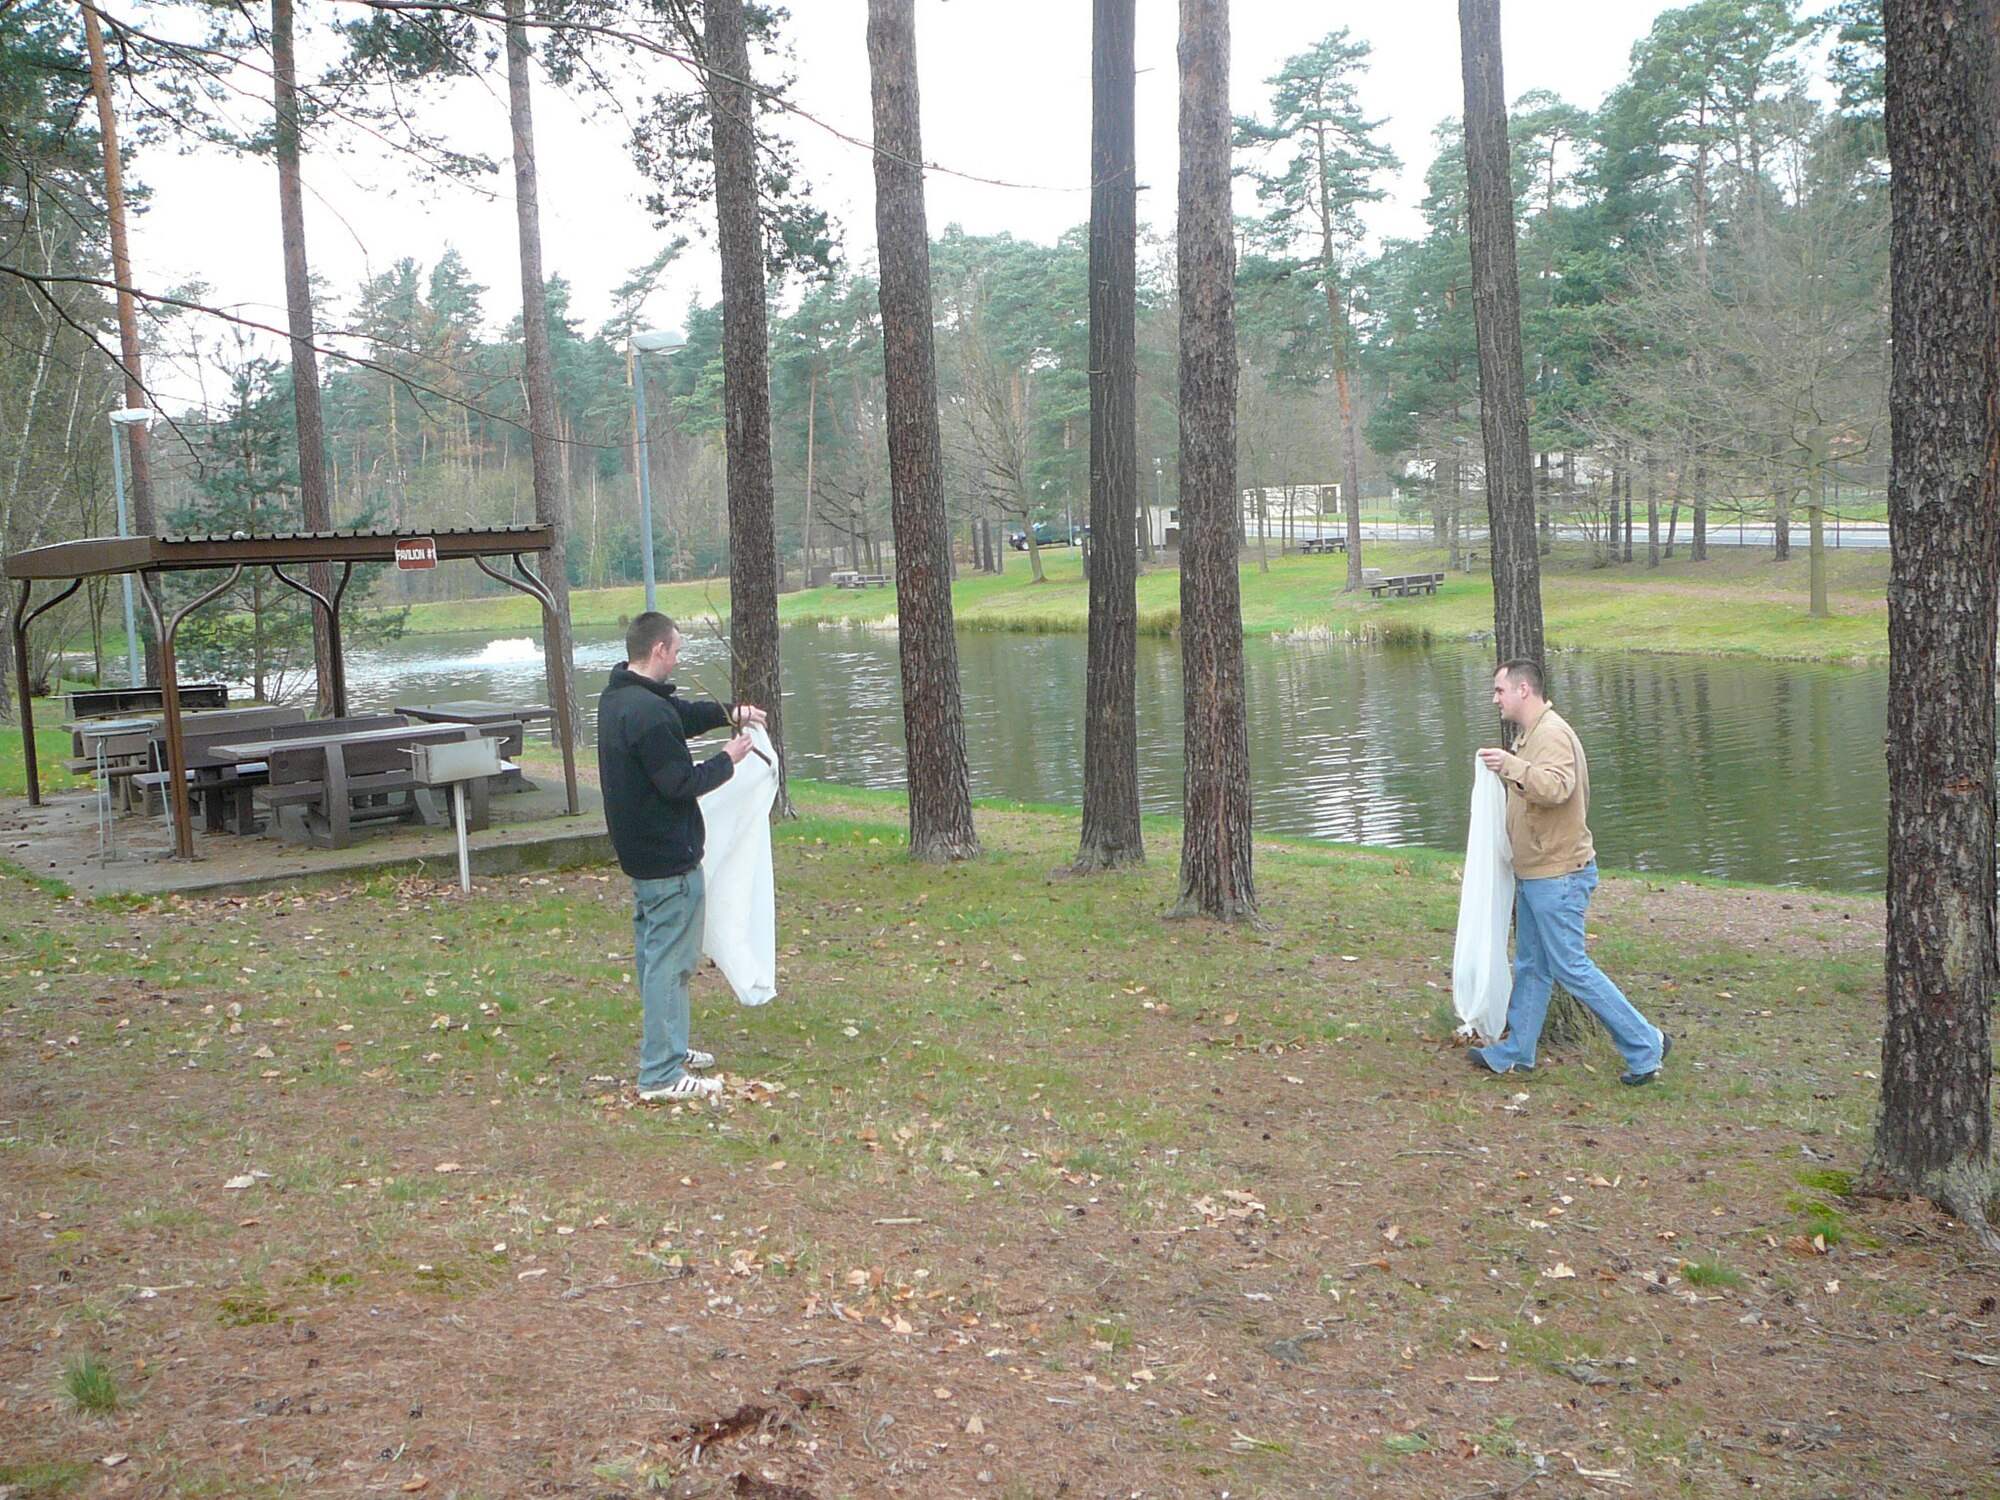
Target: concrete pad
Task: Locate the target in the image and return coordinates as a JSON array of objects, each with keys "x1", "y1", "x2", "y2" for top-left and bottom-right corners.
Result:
[{"x1": 0, "y1": 775, "x2": 613, "y2": 899}]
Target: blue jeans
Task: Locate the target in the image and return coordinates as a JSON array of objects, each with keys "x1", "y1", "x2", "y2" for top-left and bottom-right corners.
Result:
[
  {"x1": 632, "y1": 869, "x2": 706, "y2": 1090},
  {"x1": 1481, "y1": 862, "x2": 1663, "y2": 1074}
]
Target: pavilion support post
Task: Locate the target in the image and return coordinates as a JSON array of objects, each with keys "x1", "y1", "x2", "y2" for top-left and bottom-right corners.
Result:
[
  {"x1": 271, "y1": 561, "x2": 354, "y2": 716},
  {"x1": 137, "y1": 566, "x2": 243, "y2": 859},
  {"x1": 474, "y1": 552, "x2": 579, "y2": 816},
  {"x1": 12, "y1": 577, "x2": 82, "y2": 807},
  {"x1": 13, "y1": 581, "x2": 39, "y2": 806}
]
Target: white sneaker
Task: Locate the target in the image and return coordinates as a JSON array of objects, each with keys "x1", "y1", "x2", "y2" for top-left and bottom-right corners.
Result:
[
  {"x1": 686, "y1": 1048, "x2": 716, "y2": 1071},
  {"x1": 639, "y1": 1074, "x2": 722, "y2": 1102}
]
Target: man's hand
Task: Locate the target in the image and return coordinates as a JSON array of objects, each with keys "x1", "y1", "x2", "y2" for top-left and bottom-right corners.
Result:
[
  {"x1": 1477, "y1": 747, "x2": 1510, "y2": 773},
  {"x1": 731, "y1": 703, "x2": 768, "y2": 729},
  {"x1": 723, "y1": 732, "x2": 754, "y2": 764}
]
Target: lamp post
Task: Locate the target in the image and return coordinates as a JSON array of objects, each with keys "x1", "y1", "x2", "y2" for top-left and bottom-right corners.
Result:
[
  {"x1": 630, "y1": 328, "x2": 685, "y2": 613},
  {"x1": 109, "y1": 407, "x2": 151, "y2": 686},
  {"x1": 1150, "y1": 457, "x2": 1163, "y2": 560}
]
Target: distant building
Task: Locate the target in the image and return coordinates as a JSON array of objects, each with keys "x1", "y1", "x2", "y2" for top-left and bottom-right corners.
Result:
[{"x1": 1240, "y1": 483, "x2": 1339, "y2": 529}]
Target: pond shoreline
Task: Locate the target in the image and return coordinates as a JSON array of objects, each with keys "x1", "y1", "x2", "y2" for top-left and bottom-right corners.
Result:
[
  {"x1": 375, "y1": 542, "x2": 1893, "y2": 666},
  {"x1": 337, "y1": 622, "x2": 1892, "y2": 894}
]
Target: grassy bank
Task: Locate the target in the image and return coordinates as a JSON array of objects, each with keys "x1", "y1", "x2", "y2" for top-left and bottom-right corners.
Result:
[
  {"x1": 1, "y1": 783, "x2": 1986, "y2": 1498},
  {"x1": 1, "y1": 687, "x2": 92, "y2": 798},
  {"x1": 388, "y1": 541, "x2": 1891, "y2": 664}
]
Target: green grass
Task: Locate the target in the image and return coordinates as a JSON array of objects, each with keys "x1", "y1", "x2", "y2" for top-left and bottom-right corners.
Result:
[
  {"x1": 1796, "y1": 1166, "x2": 1856, "y2": 1197},
  {"x1": 376, "y1": 539, "x2": 1892, "y2": 664},
  {"x1": 0, "y1": 1461, "x2": 94, "y2": 1497},
  {"x1": 0, "y1": 693, "x2": 88, "y2": 799},
  {"x1": 1681, "y1": 1257, "x2": 1744, "y2": 1289},
  {"x1": 61, "y1": 1353, "x2": 121, "y2": 1413}
]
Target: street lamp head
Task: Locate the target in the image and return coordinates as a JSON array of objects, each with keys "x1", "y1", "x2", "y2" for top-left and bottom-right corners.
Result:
[
  {"x1": 633, "y1": 329, "x2": 685, "y2": 355},
  {"x1": 109, "y1": 407, "x2": 153, "y2": 426}
]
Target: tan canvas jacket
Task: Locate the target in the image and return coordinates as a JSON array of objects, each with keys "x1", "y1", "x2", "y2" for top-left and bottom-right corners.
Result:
[{"x1": 1495, "y1": 704, "x2": 1595, "y2": 879}]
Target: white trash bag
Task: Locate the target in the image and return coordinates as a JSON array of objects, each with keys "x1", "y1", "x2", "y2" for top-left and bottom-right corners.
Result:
[
  {"x1": 697, "y1": 724, "x2": 779, "y2": 1006},
  {"x1": 1452, "y1": 756, "x2": 1515, "y2": 1043}
]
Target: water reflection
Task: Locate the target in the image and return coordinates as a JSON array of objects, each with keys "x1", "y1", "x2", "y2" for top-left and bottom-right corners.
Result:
[{"x1": 344, "y1": 624, "x2": 1888, "y2": 892}]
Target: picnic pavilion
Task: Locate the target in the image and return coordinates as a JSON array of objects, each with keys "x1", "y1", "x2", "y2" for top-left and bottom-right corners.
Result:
[{"x1": 6, "y1": 525, "x2": 582, "y2": 860}]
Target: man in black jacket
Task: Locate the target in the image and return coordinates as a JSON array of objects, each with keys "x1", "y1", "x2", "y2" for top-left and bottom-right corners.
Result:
[{"x1": 598, "y1": 611, "x2": 762, "y2": 1102}]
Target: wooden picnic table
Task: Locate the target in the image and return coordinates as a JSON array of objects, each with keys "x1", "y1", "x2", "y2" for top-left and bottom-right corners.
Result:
[
  {"x1": 1299, "y1": 535, "x2": 1347, "y2": 555},
  {"x1": 831, "y1": 570, "x2": 892, "y2": 589},
  {"x1": 1366, "y1": 571, "x2": 1446, "y2": 599},
  {"x1": 138, "y1": 711, "x2": 395, "y2": 836},
  {"x1": 211, "y1": 720, "x2": 520, "y2": 850},
  {"x1": 394, "y1": 698, "x2": 553, "y2": 729}
]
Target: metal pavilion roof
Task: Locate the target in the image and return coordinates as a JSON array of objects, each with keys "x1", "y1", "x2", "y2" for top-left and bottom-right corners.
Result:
[{"x1": 3, "y1": 525, "x2": 554, "y2": 580}]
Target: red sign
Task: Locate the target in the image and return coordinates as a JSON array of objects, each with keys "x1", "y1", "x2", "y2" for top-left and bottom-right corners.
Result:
[{"x1": 395, "y1": 536, "x2": 438, "y2": 570}]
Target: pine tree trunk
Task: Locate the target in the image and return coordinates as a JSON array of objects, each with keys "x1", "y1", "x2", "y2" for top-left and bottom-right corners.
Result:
[
  {"x1": 1692, "y1": 461, "x2": 1708, "y2": 561},
  {"x1": 1075, "y1": 0, "x2": 1145, "y2": 872},
  {"x1": 272, "y1": 0, "x2": 339, "y2": 715},
  {"x1": 1646, "y1": 452, "x2": 1660, "y2": 568},
  {"x1": 1621, "y1": 462, "x2": 1634, "y2": 564},
  {"x1": 707, "y1": 0, "x2": 788, "y2": 812},
  {"x1": 1807, "y1": 456, "x2": 1830, "y2": 619},
  {"x1": 866, "y1": 0, "x2": 978, "y2": 863},
  {"x1": 1327, "y1": 300, "x2": 1366, "y2": 590},
  {"x1": 1772, "y1": 442, "x2": 1792, "y2": 560},
  {"x1": 505, "y1": 0, "x2": 581, "y2": 811},
  {"x1": 1457, "y1": 0, "x2": 1544, "y2": 667},
  {"x1": 1872, "y1": 0, "x2": 2000, "y2": 1222},
  {"x1": 1462, "y1": 0, "x2": 1580, "y2": 1044},
  {"x1": 1173, "y1": 0, "x2": 1255, "y2": 922}
]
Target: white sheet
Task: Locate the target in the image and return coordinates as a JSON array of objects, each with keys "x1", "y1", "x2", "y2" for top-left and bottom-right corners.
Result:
[
  {"x1": 1451, "y1": 756, "x2": 1515, "y2": 1043},
  {"x1": 697, "y1": 724, "x2": 779, "y2": 1006}
]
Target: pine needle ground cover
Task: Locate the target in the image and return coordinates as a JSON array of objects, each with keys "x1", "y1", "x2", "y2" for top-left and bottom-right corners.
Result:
[{"x1": 2, "y1": 785, "x2": 1989, "y2": 1498}]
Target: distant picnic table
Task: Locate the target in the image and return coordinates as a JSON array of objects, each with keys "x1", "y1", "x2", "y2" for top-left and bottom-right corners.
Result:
[
  {"x1": 831, "y1": 570, "x2": 891, "y2": 589},
  {"x1": 1367, "y1": 571, "x2": 1446, "y2": 598},
  {"x1": 66, "y1": 683, "x2": 228, "y2": 719},
  {"x1": 1299, "y1": 535, "x2": 1347, "y2": 555}
]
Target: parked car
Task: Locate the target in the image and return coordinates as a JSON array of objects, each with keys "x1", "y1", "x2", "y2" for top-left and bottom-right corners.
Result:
[{"x1": 1008, "y1": 522, "x2": 1082, "y2": 550}]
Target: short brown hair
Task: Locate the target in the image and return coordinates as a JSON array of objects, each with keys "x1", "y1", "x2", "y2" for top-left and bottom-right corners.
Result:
[
  {"x1": 626, "y1": 611, "x2": 678, "y2": 662},
  {"x1": 1498, "y1": 657, "x2": 1546, "y2": 697}
]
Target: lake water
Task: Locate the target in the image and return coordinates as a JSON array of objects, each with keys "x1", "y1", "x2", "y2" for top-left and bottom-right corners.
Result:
[{"x1": 344, "y1": 623, "x2": 1888, "y2": 893}]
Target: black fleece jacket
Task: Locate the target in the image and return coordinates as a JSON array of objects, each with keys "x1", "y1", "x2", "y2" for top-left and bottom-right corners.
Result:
[{"x1": 596, "y1": 662, "x2": 734, "y2": 879}]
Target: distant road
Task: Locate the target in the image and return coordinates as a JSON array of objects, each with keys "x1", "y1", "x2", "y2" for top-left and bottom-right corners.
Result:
[{"x1": 1285, "y1": 520, "x2": 1890, "y2": 551}]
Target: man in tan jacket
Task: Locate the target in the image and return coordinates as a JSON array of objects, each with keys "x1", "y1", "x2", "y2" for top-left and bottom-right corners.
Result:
[{"x1": 1469, "y1": 659, "x2": 1671, "y2": 1085}]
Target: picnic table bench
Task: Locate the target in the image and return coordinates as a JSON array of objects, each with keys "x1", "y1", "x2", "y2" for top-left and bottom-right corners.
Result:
[
  {"x1": 831, "y1": 570, "x2": 892, "y2": 589},
  {"x1": 1299, "y1": 535, "x2": 1347, "y2": 555},
  {"x1": 214, "y1": 720, "x2": 523, "y2": 850},
  {"x1": 1367, "y1": 571, "x2": 1446, "y2": 598}
]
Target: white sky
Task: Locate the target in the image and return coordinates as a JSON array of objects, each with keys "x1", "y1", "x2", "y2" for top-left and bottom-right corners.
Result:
[{"x1": 128, "y1": 1, "x2": 1679, "y2": 406}]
